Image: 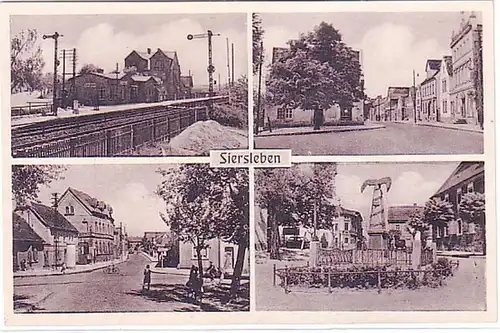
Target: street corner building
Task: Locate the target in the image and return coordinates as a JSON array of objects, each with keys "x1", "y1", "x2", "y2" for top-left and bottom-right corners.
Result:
[
  {"x1": 66, "y1": 48, "x2": 194, "y2": 107},
  {"x1": 369, "y1": 12, "x2": 484, "y2": 129},
  {"x1": 264, "y1": 47, "x2": 366, "y2": 128}
]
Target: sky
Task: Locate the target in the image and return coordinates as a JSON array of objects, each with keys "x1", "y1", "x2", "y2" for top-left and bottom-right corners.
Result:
[
  {"x1": 335, "y1": 162, "x2": 459, "y2": 233},
  {"x1": 11, "y1": 14, "x2": 247, "y2": 87},
  {"x1": 258, "y1": 11, "x2": 482, "y2": 97},
  {"x1": 36, "y1": 164, "x2": 178, "y2": 238}
]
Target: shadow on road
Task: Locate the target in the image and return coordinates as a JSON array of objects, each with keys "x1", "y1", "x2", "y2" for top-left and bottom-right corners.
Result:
[
  {"x1": 13, "y1": 294, "x2": 46, "y2": 313},
  {"x1": 126, "y1": 282, "x2": 249, "y2": 312}
]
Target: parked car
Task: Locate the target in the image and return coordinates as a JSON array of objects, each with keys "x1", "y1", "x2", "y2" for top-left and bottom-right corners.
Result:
[{"x1": 285, "y1": 236, "x2": 310, "y2": 249}]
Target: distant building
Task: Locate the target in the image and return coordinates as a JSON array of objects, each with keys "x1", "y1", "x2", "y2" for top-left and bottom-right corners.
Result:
[
  {"x1": 127, "y1": 236, "x2": 143, "y2": 251},
  {"x1": 178, "y1": 238, "x2": 250, "y2": 275},
  {"x1": 57, "y1": 187, "x2": 115, "y2": 265},
  {"x1": 180, "y1": 75, "x2": 194, "y2": 98},
  {"x1": 449, "y1": 12, "x2": 483, "y2": 128},
  {"x1": 387, "y1": 204, "x2": 425, "y2": 247},
  {"x1": 432, "y1": 161, "x2": 485, "y2": 252},
  {"x1": 385, "y1": 87, "x2": 413, "y2": 122},
  {"x1": 15, "y1": 202, "x2": 79, "y2": 269},
  {"x1": 419, "y1": 59, "x2": 442, "y2": 122}
]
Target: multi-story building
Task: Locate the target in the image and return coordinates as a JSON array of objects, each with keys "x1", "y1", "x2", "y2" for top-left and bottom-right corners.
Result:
[
  {"x1": 125, "y1": 48, "x2": 182, "y2": 100},
  {"x1": 415, "y1": 84, "x2": 422, "y2": 121},
  {"x1": 15, "y1": 202, "x2": 79, "y2": 269},
  {"x1": 385, "y1": 87, "x2": 413, "y2": 122},
  {"x1": 449, "y1": 12, "x2": 483, "y2": 128},
  {"x1": 432, "y1": 161, "x2": 485, "y2": 252},
  {"x1": 113, "y1": 223, "x2": 128, "y2": 260},
  {"x1": 437, "y1": 56, "x2": 454, "y2": 123},
  {"x1": 420, "y1": 59, "x2": 442, "y2": 122},
  {"x1": 387, "y1": 204, "x2": 425, "y2": 247},
  {"x1": 57, "y1": 187, "x2": 115, "y2": 265}
]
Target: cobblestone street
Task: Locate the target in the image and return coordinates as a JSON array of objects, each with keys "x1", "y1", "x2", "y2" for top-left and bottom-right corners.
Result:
[
  {"x1": 14, "y1": 253, "x2": 249, "y2": 313},
  {"x1": 255, "y1": 122, "x2": 484, "y2": 155}
]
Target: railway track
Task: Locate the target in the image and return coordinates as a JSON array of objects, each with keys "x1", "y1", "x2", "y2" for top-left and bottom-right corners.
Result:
[{"x1": 12, "y1": 96, "x2": 228, "y2": 157}]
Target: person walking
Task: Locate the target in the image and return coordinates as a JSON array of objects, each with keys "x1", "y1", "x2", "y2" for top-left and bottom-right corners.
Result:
[{"x1": 142, "y1": 264, "x2": 152, "y2": 291}]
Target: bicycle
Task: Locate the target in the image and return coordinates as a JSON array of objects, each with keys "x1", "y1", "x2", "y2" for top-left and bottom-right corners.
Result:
[{"x1": 104, "y1": 265, "x2": 120, "y2": 274}]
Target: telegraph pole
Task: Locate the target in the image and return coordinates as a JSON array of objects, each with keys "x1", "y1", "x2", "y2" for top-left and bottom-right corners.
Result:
[
  {"x1": 412, "y1": 70, "x2": 417, "y2": 124},
  {"x1": 231, "y1": 43, "x2": 235, "y2": 86},
  {"x1": 61, "y1": 50, "x2": 66, "y2": 108},
  {"x1": 43, "y1": 32, "x2": 63, "y2": 116},
  {"x1": 226, "y1": 38, "x2": 231, "y2": 86},
  {"x1": 51, "y1": 193, "x2": 59, "y2": 269},
  {"x1": 72, "y1": 48, "x2": 77, "y2": 104},
  {"x1": 255, "y1": 40, "x2": 264, "y2": 135}
]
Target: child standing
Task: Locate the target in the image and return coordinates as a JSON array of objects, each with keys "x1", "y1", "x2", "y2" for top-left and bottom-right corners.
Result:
[{"x1": 142, "y1": 264, "x2": 151, "y2": 291}]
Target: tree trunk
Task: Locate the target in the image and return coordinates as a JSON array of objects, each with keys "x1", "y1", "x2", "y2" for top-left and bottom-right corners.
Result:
[
  {"x1": 196, "y1": 238, "x2": 204, "y2": 281},
  {"x1": 230, "y1": 237, "x2": 248, "y2": 299},
  {"x1": 313, "y1": 108, "x2": 323, "y2": 130},
  {"x1": 268, "y1": 205, "x2": 281, "y2": 260}
]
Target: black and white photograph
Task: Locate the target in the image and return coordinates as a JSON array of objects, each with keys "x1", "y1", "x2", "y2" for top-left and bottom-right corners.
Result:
[
  {"x1": 255, "y1": 162, "x2": 486, "y2": 311},
  {"x1": 11, "y1": 164, "x2": 250, "y2": 312},
  {"x1": 10, "y1": 14, "x2": 248, "y2": 157},
  {"x1": 253, "y1": 12, "x2": 485, "y2": 155}
]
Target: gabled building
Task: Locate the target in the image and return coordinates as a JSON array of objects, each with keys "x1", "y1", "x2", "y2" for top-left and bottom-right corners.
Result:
[
  {"x1": 180, "y1": 75, "x2": 194, "y2": 98},
  {"x1": 449, "y1": 11, "x2": 483, "y2": 128},
  {"x1": 12, "y1": 213, "x2": 45, "y2": 272},
  {"x1": 57, "y1": 187, "x2": 115, "y2": 265},
  {"x1": 387, "y1": 204, "x2": 425, "y2": 247},
  {"x1": 432, "y1": 162, "x2": 485, "y2": 252},
  {"x1": 15, "y1": 202, "x2": 79, "y2": 269},
  {"x1": 125, "y1": 48, "x2": 182, "y2": 100}
]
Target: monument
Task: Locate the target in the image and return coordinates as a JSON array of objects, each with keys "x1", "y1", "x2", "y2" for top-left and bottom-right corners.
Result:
[{"x1": 360, "y1": 177, "x2": 392, "y2": 249}]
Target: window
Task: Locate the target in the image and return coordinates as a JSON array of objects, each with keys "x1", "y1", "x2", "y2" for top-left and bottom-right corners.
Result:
[
  {"x1": 65, "y1": 206, "x2": 70, "y2": 215},
  {"x1": 444, "y1": 193, "x2": 450, "y2": 202},
  {"x1": 443, "y1": 101, "x2": 447, "y2": 114},
  {"x1": 192, "y1": 247, "x2": 209, "y2": 260},
  {"x1": 277, "y1": 107, "x2": 293, "y2": 120},
  {"x1": 442, "y1": 80, "x2": 447, "y2": 93},
  {"x1": 467, "y1": 182, "x2": 474, "y2": 193},
  {"x1": 334, "y1": 224, "x2": 338, "y2": 231},
  {"x1": 395, "y1": 225, "x2": 401, "y2": 231},
  {"x1": 457, "y1": 188, "x2": 462, "y2": 206},
  {"x1": 344, "y1": 222, "x2": 349, "y2": 231},
  {"x1": 344, "y1": 238, "x2": 349, "y2": 244},
  {"x1": 99, "y1": 86, "x2": 106, "y2": 99},
  {"x1": 458, "y1": 220, "x2": 462, "y2": 235}
]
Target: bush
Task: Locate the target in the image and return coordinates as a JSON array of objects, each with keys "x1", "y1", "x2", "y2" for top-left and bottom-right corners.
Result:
[
  {"x1": 277, "y1": 263, "x2": 455, "y2": 291},
  {"x1": 209, "y1": 104, "x2": 247, "y2": 129}
]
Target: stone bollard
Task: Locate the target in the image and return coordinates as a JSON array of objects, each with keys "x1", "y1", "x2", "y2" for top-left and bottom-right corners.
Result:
[{"x1": 309, "y1": 241, "x2": 319, "y2": 267}]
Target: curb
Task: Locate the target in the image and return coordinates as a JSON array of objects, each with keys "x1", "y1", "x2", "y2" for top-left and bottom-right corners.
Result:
[
  {"x1": 13, "y1": 258, "x2": 128, "y2": 278},
  {"x1": 255, "y1": 125, "x2": 385, "y2": 138},
  {"x1": 150, "y1": 267, "x2": 190, "y2": 277},
  {"x1": 416, "y1": 123, "x2": 483, "y2": 134}
]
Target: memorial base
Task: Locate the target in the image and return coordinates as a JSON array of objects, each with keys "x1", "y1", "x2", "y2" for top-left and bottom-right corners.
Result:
[{"x1": 368, "y1": 232, "x2": 387, "y2": 250}]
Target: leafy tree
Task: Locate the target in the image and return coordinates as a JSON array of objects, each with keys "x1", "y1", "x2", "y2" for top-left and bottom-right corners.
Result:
[
  {"x1": 252, "y1": 13, "x2": 265, "y2": 75},
  {"x1": 79, "y1": 63, "x2": 103, "y2": 74},
  {"x1": 459, "y1": 192, "x2": 486, "y2": 254},
  {"x1": 11, "y1": 165, "x2": 66, "y2": 206},
  {"x1": 267, "y1": 22, "x2": 364, "y2": 130},
  {"x1": 423, "y1": 198, "x2": 455, "y2": 242},
  {"x1": 407, "y1": 210, "x2": 429, "y2": 237},
  {"x1": 157, "y1": 165, "x2": 249, "y2": 298},
  {"x1": 11, "y1": 29, "x2": 45, "y2": 93}
]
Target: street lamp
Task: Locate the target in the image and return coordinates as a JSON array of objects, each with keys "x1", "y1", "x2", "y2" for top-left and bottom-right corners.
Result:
[{"x1": 43, "y1": 32, "x2": 63, "y2": 116}]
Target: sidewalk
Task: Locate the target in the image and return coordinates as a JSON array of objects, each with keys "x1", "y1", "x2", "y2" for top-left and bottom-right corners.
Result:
[
  {"x1": 150, "y1": 266, "x2": 191, "y2": 277},
  {"x1": 255, "y1": 124, "x2": 385, "y2": 137},
  {"x1": 415, "y1": 121, "x2": 483, "y2": 134},
  {"x1": 437, "y1": 250, "x2": 485, "y2": 258},
  {"x1": 139, "y1": 251, "x2": 158, "y2": 263},
  {"x1": 14, "y1": 256, "x2": 128, "y2": 278}
]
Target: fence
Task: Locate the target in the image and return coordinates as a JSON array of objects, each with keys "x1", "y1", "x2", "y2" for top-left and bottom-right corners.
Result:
[
  {"x1": 15, "y1": 106, "x2": 208, "y2": 157},
  {"x1": 272, "y1": 262, "x2": 459, "y2": 294},
  {"x1": 317, "y1": 248, "x2": 413, "y2": 268},
  {"x1": 11, "y1": 101, "x2": 53, "y2": 117}
]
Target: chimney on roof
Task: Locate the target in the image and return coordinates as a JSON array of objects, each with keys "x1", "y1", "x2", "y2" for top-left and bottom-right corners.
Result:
[
  {"x1": 147, "y1": 48, "x2": 151, "y2": 55},
  {"x1": 413, "y1": 203, "x2": 417, "y2": 207}
]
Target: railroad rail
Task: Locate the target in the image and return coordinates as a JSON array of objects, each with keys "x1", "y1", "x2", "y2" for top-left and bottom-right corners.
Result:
[{"x1": 12, "y1": 95, "x2": 229, "y2": 158}]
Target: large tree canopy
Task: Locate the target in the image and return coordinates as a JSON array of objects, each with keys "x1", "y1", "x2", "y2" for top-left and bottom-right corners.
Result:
[
  {"x1": 11, "y1": 29, "x2": 45, "y2": 93},
  {"x1": 12, "y1": 165, "x2": 66, "y2": 206},
  {"x1": 423, "y1": 197, "x2": 455, "y2": 241},
  {"x1": 79, "y1": 63, "x2": 104, "y2": 75},
  {"x1": 267, "y1": 22, "x2": 364, "y2": 129}
]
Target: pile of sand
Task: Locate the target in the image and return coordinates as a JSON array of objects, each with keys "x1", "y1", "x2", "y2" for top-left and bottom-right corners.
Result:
[{"x1": 162, "y1": 120, "x2": 248, "y2": 156}]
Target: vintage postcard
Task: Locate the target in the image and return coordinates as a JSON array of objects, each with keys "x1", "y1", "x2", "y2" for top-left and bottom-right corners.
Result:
[{"x1": 1, "y1": 0, "x2": 497, "y2": 329}]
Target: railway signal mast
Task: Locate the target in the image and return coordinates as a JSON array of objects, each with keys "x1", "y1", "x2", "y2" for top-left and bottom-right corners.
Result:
[
  {"x1": 43, "y1": 32, "x2": 63, "y2": 116},
  {"x1": 187, "y1": 30, "x2": 221, "y2": 110}
]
